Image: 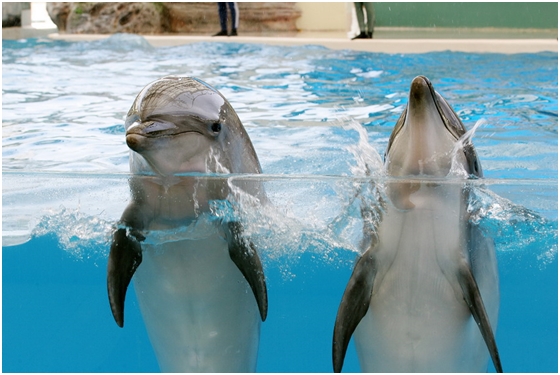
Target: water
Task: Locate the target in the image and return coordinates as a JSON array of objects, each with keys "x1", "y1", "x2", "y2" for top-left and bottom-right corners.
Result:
[{"x1": 2, "y1": 34, "x2": 557, "y2": 372}]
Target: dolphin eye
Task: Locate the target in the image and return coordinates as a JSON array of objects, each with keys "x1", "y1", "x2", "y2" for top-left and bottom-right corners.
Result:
[{"x1": 211, "y1": 122, "x2": 222, "y2": 133}]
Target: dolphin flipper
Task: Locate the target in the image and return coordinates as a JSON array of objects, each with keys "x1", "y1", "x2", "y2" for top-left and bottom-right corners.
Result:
[
  {"x1": 333, "y1": 247, "x2": 377, "y2": 373},
  {"x1": 107, "y1": 227, "x2": 143, "y2": 327},
  {"x1": 225, "y1": 221, "x2": 268, "y2": 322},
  {"x1": 457, "y1": 260, "x2": 503, "y2": 372}
]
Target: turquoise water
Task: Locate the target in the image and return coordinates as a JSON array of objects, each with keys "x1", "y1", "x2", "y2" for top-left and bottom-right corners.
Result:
[{"x1": 2, "y1": 34, "x2": 558, "y2": 372}]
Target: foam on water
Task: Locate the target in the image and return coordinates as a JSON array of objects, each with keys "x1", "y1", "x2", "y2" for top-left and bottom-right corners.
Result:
[
  {"x1": 33, "y1": 206, "x2": 113, "y2": 261},
  {"x1": 14, "y1": 173, "x2": 555, "y2": 276}
]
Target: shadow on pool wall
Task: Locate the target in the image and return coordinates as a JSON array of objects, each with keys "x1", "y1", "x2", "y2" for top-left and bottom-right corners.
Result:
[{"x1": 1, "y1": 29, "x2": 558, "y2": 373}]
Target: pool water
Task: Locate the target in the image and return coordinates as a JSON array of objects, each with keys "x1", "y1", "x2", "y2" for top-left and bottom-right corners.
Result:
[{"x1": 2, "y1": 34, "x2": 557, "y2": 372}]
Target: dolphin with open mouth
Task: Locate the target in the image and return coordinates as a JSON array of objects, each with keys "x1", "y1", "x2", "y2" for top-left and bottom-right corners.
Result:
[{"x1": 333, "y1": 76, "x2": 501, "y2": 373}]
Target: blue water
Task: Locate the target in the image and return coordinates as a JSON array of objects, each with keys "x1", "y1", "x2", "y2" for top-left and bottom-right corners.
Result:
[{"x1": 2, "y1": 34, "x2": 558, "y2": 372}]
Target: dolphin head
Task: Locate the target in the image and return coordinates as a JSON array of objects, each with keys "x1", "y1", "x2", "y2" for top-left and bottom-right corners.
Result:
[
  {"x1": 385, "y1": 76, "x2": 482, "y2": 178},
  {"x1": 125, "y1": 76, "x2": 261, "y2": 176}
]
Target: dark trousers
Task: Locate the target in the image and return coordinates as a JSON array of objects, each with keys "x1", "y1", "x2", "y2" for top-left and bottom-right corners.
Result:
[{"x1": 218, "y1": 2, "x2": 239, "y2": 32}]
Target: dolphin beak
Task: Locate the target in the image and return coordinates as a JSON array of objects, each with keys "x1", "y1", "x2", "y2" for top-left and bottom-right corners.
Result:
[
  {"x1": 385, "y1": 76, "x2": 461, "y2": 177},
  {"x1": 410, "y1": 76, "x2": 467, "y2": 142},
  {"x1": 403, "y1": 75, "x2": 449, "y2": 154},
  {"x1": 408, "y1": 75, "x2": 435, "y2": 112},
  {"x1": 125, "y1": 120, "x2": 183, "y2": 152}
]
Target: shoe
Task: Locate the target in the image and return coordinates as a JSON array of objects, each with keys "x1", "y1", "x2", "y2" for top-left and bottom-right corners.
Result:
[
  {"x1": 367, "y1": 31, "x2": 373, "y2": 39},
  {"x1": 212, "y1": 30, "x2": 228, "y2": 37},
  {"x1": 352, "y1": 32, "x2": 368, "y2": 40},
  {"x1": 230, "y1": 28, "x2": 237, "y2": 36}
]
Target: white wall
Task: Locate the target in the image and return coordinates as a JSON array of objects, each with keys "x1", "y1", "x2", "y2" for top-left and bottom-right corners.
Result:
[{"x1": 295, "y1": 2, "x2": 351, "y2": 31}]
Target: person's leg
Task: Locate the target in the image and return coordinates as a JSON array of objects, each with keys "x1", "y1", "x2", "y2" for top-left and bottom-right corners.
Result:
[
  {"x1": 352, "y1": 2, "x2": 368, "y2": 39},
  {"x1": 354, "y1": 2, "x2": 366, "y2": 32},
  {"x1": 364, "y1": 2, "x2": 375, "y2": 37},
  {"x1": 213, "y1": 2, "x2": 228, "y2": 36},
  {"x1": 228, "y1": 2, "x2": 239, "y2": 36}
]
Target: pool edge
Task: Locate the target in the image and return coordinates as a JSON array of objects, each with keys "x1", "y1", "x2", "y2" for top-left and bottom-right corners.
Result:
[{"x1": 45, "y1": 33, "x2": 558, "y2": 54}]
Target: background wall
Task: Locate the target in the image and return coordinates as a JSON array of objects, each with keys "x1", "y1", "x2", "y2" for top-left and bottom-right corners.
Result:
[
  {"x1": 295, "y1": 2, "x2": 559, "y2": 31},
  {"x1": 374, "y1": 2, "x2": 558, "y2": 29},
  {"x1": 295, "y1": 2, "x2": 348, "y2": 31},
  {"x1": 5, "y1": 2, "x2": 559, "y2": 35}
]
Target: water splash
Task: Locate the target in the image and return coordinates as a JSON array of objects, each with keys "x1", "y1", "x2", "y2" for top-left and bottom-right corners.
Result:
[
  {"x1": 468, "y1": 186, "x2": 558, "y2": 267},
  {"x1": 33, "y1": 206, "x2": 114, "y2": 261},
  {"x1": 449, "y1": 118, "x2": 487, "y2": 178},
  {"x1": 342, "y1": 118, "x2": 384, "y2": 177},
  {"x1": 23, "y1": 174, "x2": 556, "y2": 275},
  {"x1": 227, "y1": 176, "x2": 365, "y2": 279}
]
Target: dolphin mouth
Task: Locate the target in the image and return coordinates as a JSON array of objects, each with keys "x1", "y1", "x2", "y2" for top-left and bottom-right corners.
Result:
[
  {"x1": 126, "y1": 130, "x2": 203, "y2": 139},
  {"x1": 126, "y1": 119, "x2": 205, "y2": 139},
  {"x1": 125, "y1": 130, "x2": 203, "y2": 152}
]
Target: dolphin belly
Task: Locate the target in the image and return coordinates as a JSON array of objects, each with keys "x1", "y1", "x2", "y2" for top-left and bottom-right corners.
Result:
[
  {"x1": 133, "y1": 228, "x2": 261, "y2": 372},
  {"x1": 354, "y1": 183, "x2": 497, "y2": 372}
]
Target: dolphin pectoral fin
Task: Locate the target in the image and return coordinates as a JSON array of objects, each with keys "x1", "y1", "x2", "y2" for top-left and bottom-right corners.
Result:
[
  {"x1": 457, "y1": 263, "x2": 503, "y2": 373},
  {"x1": 107, "y1": 228, "x2": 143, "y2": 327},
  {"x1": 225, "y1": 221, "x2": 268, "y2": 322},
  {"x1": 333, "y1": 247, "x2": 376, "y2": 373}
]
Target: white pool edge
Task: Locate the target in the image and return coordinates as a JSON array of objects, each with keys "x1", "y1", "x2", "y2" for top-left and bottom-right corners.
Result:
[{"x1": 46, "y1": 33, "x2": 558, "y2": 54}]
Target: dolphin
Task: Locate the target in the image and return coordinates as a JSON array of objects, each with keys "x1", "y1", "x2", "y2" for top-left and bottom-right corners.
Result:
[
  {"x1": 333, "y1": 76, "x2": 501, "y2": 372},
  {"x1": 107, "y1": 76, "x2": 268, "y2": 372}
]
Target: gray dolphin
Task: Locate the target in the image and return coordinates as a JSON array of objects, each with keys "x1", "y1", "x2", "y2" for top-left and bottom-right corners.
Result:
[
  {"x1": 333, "y1": 76, "x2": 501, "y2": 372},
  {"x1": 107, "y1": 76, "x2": 267, "y2": 372}
]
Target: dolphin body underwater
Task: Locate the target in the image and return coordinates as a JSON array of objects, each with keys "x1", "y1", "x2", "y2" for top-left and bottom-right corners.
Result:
[
  {"x1": 333, "y1": 76, "x2": 502, "y2": 372},
  {"x1": 107, "y1": 76, "x2": 268, "y2": 372}
]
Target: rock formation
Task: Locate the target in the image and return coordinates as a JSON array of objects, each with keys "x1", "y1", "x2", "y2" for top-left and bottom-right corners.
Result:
[
  {"x1": 47, "y1": 2, "x2": 168, "y2": 34},
  {"x1": 47, "y1": 2, "x2": 301, "y2": 34}
]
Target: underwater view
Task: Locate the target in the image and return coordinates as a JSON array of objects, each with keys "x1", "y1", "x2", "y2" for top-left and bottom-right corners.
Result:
[{"x1": 2, "y1": 34, "x2": 558, "y2": 372}]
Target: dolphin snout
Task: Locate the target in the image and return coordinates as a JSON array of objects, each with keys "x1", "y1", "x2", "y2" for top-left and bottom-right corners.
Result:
[
  {"x1": 409, "y1": 76, "x2": 434, "y2": 107},
  {"x1": 126, "y1": 133, "x2": 146, "y2": 152},
  {"x1": 411, "y1": 75, "x2": 430, "y2": 86}
]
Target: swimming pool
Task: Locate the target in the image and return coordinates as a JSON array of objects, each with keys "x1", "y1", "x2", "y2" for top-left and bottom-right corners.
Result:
[{"x1": 2, "y1": 34, "x2": 557, "y2": 372}]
